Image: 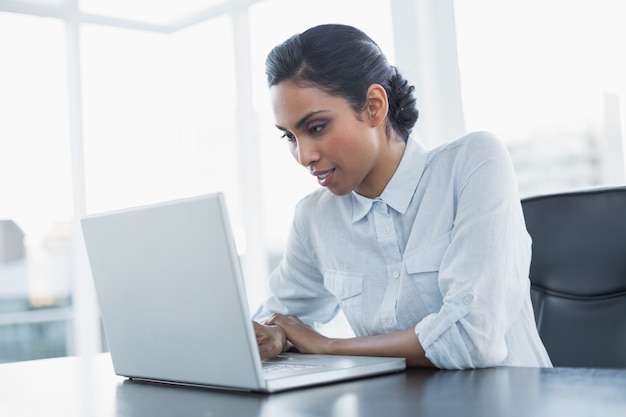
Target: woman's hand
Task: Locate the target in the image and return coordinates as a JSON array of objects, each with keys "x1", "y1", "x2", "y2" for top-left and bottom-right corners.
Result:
[
  {"x1": 266, "y1": 315, "x2": 434, "y2": 367},
  {"x1": 266, "y1": 314, "x2": 332, "y2": 354},
  {"x1": 253, "y1": 321, "x2": 287, "y2": 360}
]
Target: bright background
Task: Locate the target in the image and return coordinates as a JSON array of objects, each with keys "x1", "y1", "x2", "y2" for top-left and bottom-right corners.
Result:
[{"x1": 0, "y1": 0, "x2": 624, "y2": 362}]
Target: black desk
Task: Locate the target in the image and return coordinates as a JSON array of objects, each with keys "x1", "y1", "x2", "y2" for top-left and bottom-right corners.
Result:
[{"x1": 2, "y1": 353, "x2": 625, "y2": 416}]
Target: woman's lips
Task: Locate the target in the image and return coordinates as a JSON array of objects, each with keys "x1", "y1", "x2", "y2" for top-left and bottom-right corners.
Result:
[{"x1": 314, "y1": 169, "x2": 335, "y2": 187}]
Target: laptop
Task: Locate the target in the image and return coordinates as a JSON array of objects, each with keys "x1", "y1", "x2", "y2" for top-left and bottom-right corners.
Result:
[{"x1": 80, "y1": 193, "x2": 405, "y2": 393}]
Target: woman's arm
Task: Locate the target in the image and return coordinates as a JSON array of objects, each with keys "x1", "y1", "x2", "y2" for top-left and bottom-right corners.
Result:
[
  {"x1": 266, "y1": 314, "x2": 435, "y2": 367},
  {"x1": 412, "y1": 132, "x2": 532, "y2": 368}
]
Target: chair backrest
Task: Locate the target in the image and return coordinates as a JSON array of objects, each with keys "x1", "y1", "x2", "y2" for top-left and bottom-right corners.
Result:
[{"x1": 521, "y1": 186, "x2": 626, "y2": 368}]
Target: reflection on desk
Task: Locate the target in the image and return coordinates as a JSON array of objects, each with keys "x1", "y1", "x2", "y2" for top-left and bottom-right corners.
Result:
[{"x1": 1, "y1": 353, "x2": 625, "y2": 417}]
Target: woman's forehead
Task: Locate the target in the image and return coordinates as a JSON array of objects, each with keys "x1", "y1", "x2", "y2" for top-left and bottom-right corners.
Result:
[
  {"x1": 270, "y1": 81, "x2": 348, "y2": 113},
  {"x1": 270, "y1": 81, "x2": 331, "y2": 104},
  {"x1": 270, "y1": 81, "x2": 349, "y2": 125}
]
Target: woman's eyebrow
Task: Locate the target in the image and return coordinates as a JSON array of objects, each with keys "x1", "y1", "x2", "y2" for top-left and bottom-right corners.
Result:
[{"x1": 275, "y1": 110, "x2": 330, "y2": 131}]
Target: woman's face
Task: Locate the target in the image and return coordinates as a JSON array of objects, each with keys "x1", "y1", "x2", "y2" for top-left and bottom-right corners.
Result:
[{"x1": 270, "y1": 80, "x2": 397, "y2": 198}]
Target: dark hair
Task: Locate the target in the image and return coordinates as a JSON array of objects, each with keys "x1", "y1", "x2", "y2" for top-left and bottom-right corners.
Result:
[{"x1": 266, "y1": 24, "x2": 418, "y2": 142}]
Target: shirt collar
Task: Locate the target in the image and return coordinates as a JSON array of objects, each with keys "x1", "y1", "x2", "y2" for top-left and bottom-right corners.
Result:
[{"x1": 351, "y1": 137, "x2": 428, "y2": 222}]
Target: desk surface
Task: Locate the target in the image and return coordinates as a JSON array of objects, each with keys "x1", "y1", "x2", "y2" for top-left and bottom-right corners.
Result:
[{"x1": 2, "y1": 353, "x2": 625, "y2": 417}]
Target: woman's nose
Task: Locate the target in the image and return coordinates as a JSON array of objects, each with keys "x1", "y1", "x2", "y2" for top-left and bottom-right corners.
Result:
[{"x1": 294, "y1": 138, "x2": 320, "y2": 167}]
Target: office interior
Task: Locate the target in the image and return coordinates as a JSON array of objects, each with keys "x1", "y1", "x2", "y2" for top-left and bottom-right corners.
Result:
[{"x1": 0, "y1": 0, "x2": 625, "y2": 364}]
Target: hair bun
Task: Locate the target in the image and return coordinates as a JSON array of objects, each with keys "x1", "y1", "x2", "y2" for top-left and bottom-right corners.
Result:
[{"x1": 386, "y1": 68, "x2": 419, "y2": 140}]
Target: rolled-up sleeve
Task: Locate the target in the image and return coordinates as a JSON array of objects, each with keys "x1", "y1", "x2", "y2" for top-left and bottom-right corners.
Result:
[{"x1": 414, "y1": 133, "x2": 531, "y2": 369}]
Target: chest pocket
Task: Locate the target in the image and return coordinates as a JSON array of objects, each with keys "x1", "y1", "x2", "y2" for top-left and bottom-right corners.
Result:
[
  {"x1": 403, "y1": 233, "x2": 450, "y2": 307},
  {"x1": 405, "y1": 233, "x2": 450, "y2": 273},
  {"x1": 323, "y1": 270, "x2": 363, "y2": 327}
]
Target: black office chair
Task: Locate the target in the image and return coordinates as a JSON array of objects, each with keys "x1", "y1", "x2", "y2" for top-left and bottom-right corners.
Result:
[{"x1": 521, "y1": 186, "x2": 626, "y2": 368}]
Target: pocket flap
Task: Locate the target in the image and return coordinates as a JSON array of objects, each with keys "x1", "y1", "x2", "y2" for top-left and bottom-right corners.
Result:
[
  {"x1": 405, "y1": 233, "x2": 450, "y2": 273},
  {"x1": 323, "y1": 270, "x2": 363, "y2": 300}
]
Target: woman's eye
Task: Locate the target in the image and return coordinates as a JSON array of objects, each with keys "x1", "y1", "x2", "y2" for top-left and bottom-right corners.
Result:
[
  {"x1": 281, "y1": 132, "x2": 296, "y2": 142},
  {"x1": 309, "y1": 123, "x2": 326, "y2": 135}
]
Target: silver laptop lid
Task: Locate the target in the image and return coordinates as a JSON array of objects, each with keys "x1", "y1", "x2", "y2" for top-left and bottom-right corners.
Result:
[{"x1": 81, "y1": 193, "x2": 266, "y2": 391}]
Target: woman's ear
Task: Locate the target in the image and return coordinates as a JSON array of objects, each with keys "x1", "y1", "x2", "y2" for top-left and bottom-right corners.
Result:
[{"x1": 365, "y1": 84, "x2": 389, "y2": 128}]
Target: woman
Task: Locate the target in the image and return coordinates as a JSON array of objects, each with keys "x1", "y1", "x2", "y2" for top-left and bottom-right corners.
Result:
[{"x1": 253, "y1": 24, "x2": 552, "y2": 369}]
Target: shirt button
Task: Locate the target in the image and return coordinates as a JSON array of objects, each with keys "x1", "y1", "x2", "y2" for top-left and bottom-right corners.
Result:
[
  {"x1": 383, "y1": 226, "x2": 390, "y2": 234},
  {"x1": 393, "y1": 271, "x2": 400, "y2": 279},
  {"x1": 386, "y1": 318, "x2": 393, "y2": 325},
  {"x1": 463, "y1": 295, "x2": 473, "y2": 305}
]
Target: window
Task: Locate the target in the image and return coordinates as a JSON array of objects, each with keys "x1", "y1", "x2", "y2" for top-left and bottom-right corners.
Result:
[
  {"x1": 81, "y1": 17, "x2": 239, "y2": 215},
  {"x1": 0, "y1": 5, "x2": 240, "y2": 362},
  {"x1": 454, "y1": 0, "x2": 626, "y2": 197},
  {"x1": 0, "y1": 13, "x2": 73, "y2": 362}
]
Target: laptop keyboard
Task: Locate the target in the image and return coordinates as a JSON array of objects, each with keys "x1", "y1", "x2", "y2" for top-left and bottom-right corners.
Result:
[
  {"x1": 262, "y1": 354, "x2": 324, "y2": 374},
  {"x1": 262, "y1": 363, "x2": 320, "y2": 374}
]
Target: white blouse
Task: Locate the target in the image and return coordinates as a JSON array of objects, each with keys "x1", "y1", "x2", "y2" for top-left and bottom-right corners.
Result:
[{"x1": 255, "y1": 131, "x2": 552, "y2": 369}]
